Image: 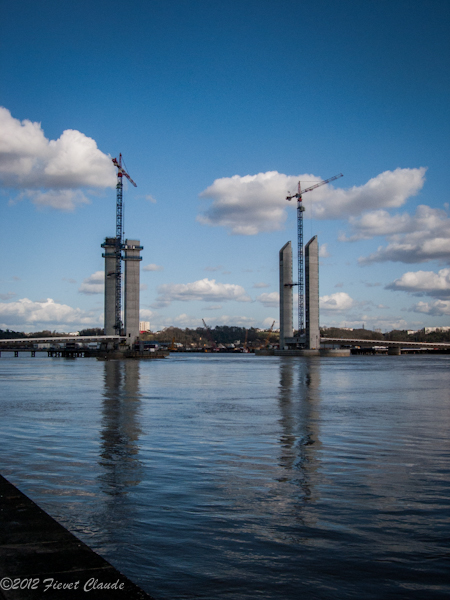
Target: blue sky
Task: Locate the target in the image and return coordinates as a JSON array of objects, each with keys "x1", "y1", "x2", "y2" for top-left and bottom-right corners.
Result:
[{"x1": 1, "y1": 0, "x2": 449, "y2": 333}]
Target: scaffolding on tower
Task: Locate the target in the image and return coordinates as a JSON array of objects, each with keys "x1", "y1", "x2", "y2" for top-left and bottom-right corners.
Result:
[
  {"x1": 111, "y1": 154, "x2": 137, "y2": 334},
  {"x1": 286, "y1": 173, "x2": 343, "y2": 339}
]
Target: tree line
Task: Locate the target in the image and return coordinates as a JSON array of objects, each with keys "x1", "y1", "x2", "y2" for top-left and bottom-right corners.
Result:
[{"x1": 1, "y1": 326, "x2": 449, "y2": 344}]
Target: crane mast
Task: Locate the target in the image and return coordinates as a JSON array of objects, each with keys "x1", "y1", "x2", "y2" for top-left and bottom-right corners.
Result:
[
  {"x1": 112, "y1": 154, "x2": 137, "y2": 334},
  {"x1": 286, "y1": 173, "x2": 343, "y2": 338}
]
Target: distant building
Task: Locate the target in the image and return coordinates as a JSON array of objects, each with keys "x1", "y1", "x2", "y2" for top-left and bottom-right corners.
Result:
[
  {"x1": 424, "y1": 326, "x2": 450, "y2": 334},
  {"x1": 139, "y1": 321, "x2": 151, "y2": 332}
]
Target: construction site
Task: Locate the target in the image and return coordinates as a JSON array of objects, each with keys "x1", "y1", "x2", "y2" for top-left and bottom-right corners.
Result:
[
  {"x1": 2, "y1": 164, "x2": 449, "y2": 358},
  {"x1": 99, "y1": 164, "x2": 347, "y2": 357}
]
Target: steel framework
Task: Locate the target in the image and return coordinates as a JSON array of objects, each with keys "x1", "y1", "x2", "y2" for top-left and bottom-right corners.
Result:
[
  {"x1": 111, "y1": 155, "x2": 137, "y2": 333},
  {"x1": 286, "y1": 173, "x2": 343, "y2": 337}
]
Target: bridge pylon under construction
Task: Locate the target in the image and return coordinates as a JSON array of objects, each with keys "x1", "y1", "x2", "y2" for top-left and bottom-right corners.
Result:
[{"x1": 101, "y1": 154, "x2": 142, "y2": 345}]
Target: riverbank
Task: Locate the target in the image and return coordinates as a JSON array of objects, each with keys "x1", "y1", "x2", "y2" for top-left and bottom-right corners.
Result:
[{"x1": 0, "y1": 475, "x2": 155, "y2": 600}]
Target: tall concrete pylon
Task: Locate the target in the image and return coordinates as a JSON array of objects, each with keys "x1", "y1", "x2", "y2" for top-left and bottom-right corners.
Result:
[
  {"x1": 123, "y1": 239, "x2": 143, "y2": 344},
  {"x1": 102, "y1": 237, "x2": 143, "y2": 343},
  {"x1": 101, "y1": 237, "x2": 117, "y2": 336},
  {"x1": 305, "y1": 236, "x2": 320, "y2": 349},
  {"x1": 279, "y1": 241, "x2": 294, "y2": 350}
]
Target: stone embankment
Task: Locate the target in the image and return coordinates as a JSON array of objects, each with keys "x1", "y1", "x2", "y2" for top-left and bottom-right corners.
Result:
[{"x1": 0, "y1": 475, "x2": 155, "y2": 600}]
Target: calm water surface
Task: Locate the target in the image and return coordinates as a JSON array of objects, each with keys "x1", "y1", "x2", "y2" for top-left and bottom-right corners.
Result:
[{"x1": 0, "y1": 353, "x2": 449, "y2": 599}]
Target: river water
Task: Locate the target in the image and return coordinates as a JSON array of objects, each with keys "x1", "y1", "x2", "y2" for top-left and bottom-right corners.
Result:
[{"x1": 0, "y1": 353, "x2": 449, "y2": 599}]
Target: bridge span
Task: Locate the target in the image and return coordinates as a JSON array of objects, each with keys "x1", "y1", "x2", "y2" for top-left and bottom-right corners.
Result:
[
  {"x1": 321, "y1": 337, "x2": 450, "y2": 349},
  {"x1": 0, "y1": 335, "x2": 125, "y2": 358}
]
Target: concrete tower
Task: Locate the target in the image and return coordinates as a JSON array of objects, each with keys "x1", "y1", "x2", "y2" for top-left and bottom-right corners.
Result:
[
  {"x1": 279, "y1": 241, "x2": 294, "y2": 350},
  {"x1": 101, "y1": 237, "x2": 117, "y2": 336},
  {"x1": 305, "y1": 236, "x2": 320, "y2": 349},
  {"x1": 123, "y1": 239, "x2": 143, "y2": 344}
]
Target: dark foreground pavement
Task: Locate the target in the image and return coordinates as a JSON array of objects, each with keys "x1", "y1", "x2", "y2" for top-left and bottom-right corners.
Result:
[{"x1": 0, "y1": 475, "x2": 156, "y2": 600}]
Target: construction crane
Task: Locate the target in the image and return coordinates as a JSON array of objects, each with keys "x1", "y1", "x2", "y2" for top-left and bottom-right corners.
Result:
[
  {"x1": 112, "y1": 154, "x2": 137, "y2": 334},
  {"x1": 264, "y1": 321, "x2": 275, "y2": 348},
  {"x1": 286, "y1": 173, "x2": 343, "y2": 337},
  {"x1": 202, "y1": 319, "x2": 216, "y2": 351}
]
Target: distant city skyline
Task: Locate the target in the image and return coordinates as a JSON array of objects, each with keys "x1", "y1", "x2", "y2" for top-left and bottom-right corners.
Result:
[{"x1": 1, "y1": 0, "x2": 449, "y2": 332}]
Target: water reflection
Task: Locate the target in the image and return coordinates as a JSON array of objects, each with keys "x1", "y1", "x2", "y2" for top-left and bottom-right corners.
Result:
[
  {"x1": 277, "y1": 358, "x2": 322, "y2": 507},
  {"x1": 99, "y1": 360, "x2": 143, "y2": 496}
]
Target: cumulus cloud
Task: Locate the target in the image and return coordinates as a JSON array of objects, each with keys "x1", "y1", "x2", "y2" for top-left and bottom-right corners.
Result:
[
  {"x1": 0, "y1": 297, "x2": 99, "y2": 328},
  {"x1": 319, "y1": 243, "x2": 330, "y2": 258},
  {"x1": 78, "y1": 271, "x2": 104, "y2": 295},
  {"x1": 387, "y1": 269, "x2": 450, "y2": 298},
  {"x1": 143, "y1": 263, "x2": 164, "y2": 272},
  {"x1": 23, "y1": 189, "x2": 91, "y2": 211},
  {"x1": 323, "y1": 315, "x2": 412, "y2": 331},
  {"x1": 155, "y1": 278, "x2": 251, "y2": 307},
  {"x1": 197, "y1": 168, "x2": 426, "y2": 235},
  {"x1": 355, "y1": 205, "x2": 450, "y2": 265},
  {"x1": 410, "y1": 300, "x2": 450, "y2": 316},
  {"x1": 198, "y1": 171, "x2": 293, "y2": 235},
  {"x1": 319, "y1": 292, "x2": 355, "y2": 312},
  {"x1": 262, "y1": 317, "x2": 278, "y2": 329},
  {"x1": 0, "y1": 107, "x2": 115, "y2": 209},
  {"x1": 257, "y1": 292, "x2": 279, "y2": 307},
  {"x1": 139, "y1": 308, "x2": 155, "y2": 320},
  {"x1": 312, "y1": 168, "x2": 426, "y2": 220}
]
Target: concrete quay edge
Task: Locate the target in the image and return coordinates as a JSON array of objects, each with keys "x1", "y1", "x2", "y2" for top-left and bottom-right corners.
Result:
[{"x1": 0, "y1": 475, "x2": 155, "y2": 600}]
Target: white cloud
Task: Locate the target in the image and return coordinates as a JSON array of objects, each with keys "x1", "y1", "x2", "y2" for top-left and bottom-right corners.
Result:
[
  {"x1": 143, "y1": 263, "x2": 164, "y2": 272},
  {"x1": 262, "y1": 317, "x2": 278, "y2": 329},
  {"x1": 0, "y1": 297, "x2": 99, "y2": 328},
  {"x1": 198, "y1": 171, "x2": 292, "y2": 235},
  {"x1": 322, "y1": 315, "x2": 413, "y2": 331},
  {"x1": 213, "y1": 314, "x2": 259, "y2": 327},
  {"x1": 23, "y1": 189, "x2": 91, "y2": 211},
  {"x1": 319, "y1": 243, "x2": 330, "y2": 258},
  {"x1": 139, "y1": 308, "x2": 155, "y2": 320},
  {"x1": 313, "y1": 168, "x2": 426, "y2": 220},
  {"x1": 155, "y1": 278, "x2": 251, "y2": 306},
  {"x1": 410, "y1": 300, "x2": 450, "y2": 316},
  {"x1": 257, "y1": 292, "x2": 279, "y2": 307},
  {"x1": 197, "y1": 168, "x2": 426, "y2": 235},
  {"x1": 0, "y1": 107, "x2": 115, "y2": 189},
  {"x1": 386, "y1": 269, "x2": 450, "y2": 298},
  {"x1": 78, "y1": 271, "x2": 104, "y2": 295},
  {"x1": 145, "y1": 194, "x2": 157, "y2": 203},
  {"x1": 319, "y1": 292, "x2": 355, "y2": 312},
  {"x1": 0, "y1": 107, "x2": 115, "y2": 210},
  {"x1": 355, "y1": 205, "x2": 450, "y2": 265},
  {"x1": 139, "y1": 308, "x2": 155, "y2": 321}
]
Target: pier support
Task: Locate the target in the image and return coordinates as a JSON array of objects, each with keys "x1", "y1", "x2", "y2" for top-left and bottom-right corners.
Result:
[{"x1": 388, "y1": 346, "x2": 401, "y2": 355}]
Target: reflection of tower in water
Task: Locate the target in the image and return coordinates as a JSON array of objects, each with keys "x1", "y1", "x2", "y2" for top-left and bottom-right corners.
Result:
[
  {"x1": 278, "y1": 359, "x2": 322, "y2": 505},
  {"x1": 100, "y1": 361, "x2": 143, "y2": 496}
]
